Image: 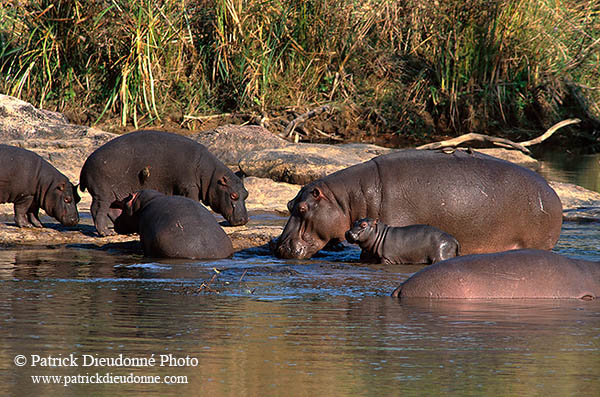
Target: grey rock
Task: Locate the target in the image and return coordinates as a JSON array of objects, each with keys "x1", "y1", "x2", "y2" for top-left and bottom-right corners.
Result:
[
  {"x1": 192, "y1": 124, "x2": 289, "y2": 169},
  {"x1": 239, "y1": 143, "x2": 393, "y2": 185},
  {"x1": 549, "y1": 181, "x2": 600, "y2": 210}
]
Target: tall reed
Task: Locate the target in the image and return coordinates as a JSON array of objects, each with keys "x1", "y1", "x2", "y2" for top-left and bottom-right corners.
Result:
[{"x1": 0, "y1": 0, "x2": 598, "y2": 138}]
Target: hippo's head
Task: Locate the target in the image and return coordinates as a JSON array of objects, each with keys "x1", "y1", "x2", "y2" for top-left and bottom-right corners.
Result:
[
  {"x1": 208, "y1": 175, "x2": 249, "y2": 226},
  {"x1": 275, "y1": 182, "x2": 350, "y2": 259},
  {"x1": 345, "y1": 218, "x2": 378, "y2": 245},
  {"x1": 44, "y1": 180, "x2": 80, "y2": 226},
  {"x1": 113, "y1": 190, "x2": 161, "y2": 234}
]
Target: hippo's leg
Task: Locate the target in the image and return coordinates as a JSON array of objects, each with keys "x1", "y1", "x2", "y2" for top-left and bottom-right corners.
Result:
[
  {"x1": 27, "y1": 206, "x2": 43, "y2": 228},
  {"x1": 13, "y1": 196, "x2": 35, "y2": 228},
  {"x1": 90, "y1": 197, "x2": 115, "y2": 236}
]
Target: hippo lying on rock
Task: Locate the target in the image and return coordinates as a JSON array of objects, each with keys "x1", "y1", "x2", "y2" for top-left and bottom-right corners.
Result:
[
  {"x1": 276, "y1": 149, "x2": 562, "y2": 259},
  {"x1": 0, "y1": 144, "x2": 80, "y2": 228},
  {"x1": 113, "y1": 189, "x2": 234, "y2": 259},
  {"x1": 80, "y1": 130, "x2": 248, "y2": 236},
  {"x1": 345, "y1": 218, "x2": 459, "y2": 264},
  {"x1": 392, "y1": 249, "x2": 600, "y2": 300}
]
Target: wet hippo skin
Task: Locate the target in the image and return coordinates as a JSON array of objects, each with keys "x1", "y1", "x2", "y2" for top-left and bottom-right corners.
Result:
[
  {"x1": 346, "y1": 217, "x2": 459, "y2": 264},
  {"x1": 113, "y1": 189, "x2": 234, "y2": 259},
  {"x1": 392, "y1": 249, "x2": 600, "y2": 300}
]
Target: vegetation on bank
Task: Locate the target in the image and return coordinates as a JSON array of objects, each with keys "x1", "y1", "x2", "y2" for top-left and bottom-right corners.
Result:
[{"x1": 0, "y1": 0, "x2": 598, "y2": 147}]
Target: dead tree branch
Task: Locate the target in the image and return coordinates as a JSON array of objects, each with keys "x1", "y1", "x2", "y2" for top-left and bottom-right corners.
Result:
[
  {"x1": 416, "y1": 118, "x2": 581, "y2": 154},
  {"x1": 285, "y1": 105, "x2": 331, "y2": 141}
]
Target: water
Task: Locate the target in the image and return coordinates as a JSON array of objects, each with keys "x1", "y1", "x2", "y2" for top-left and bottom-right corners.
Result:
[{"x1": 1, "y1": 154, "x2": 600, "y2": 395}]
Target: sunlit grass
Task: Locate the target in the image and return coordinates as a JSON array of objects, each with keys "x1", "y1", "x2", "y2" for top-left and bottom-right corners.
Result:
[{"x1": 0, "y1": 0, "x2": 597, "y2": 137}]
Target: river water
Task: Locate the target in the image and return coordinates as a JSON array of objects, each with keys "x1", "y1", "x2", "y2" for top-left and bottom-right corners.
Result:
[{"x1": 1, "y1": 154, "x2": 599, "y2": 395}]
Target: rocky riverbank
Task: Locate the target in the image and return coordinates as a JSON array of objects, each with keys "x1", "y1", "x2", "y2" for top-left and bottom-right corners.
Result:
[{"x1": 1, "y1": 94, "x2": 599, "y2": 252}]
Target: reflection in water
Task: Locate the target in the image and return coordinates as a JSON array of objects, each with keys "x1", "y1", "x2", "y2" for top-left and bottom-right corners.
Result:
[
  {"x1": 0, "y1": 230, "x2": 599, "y2": 395},
  {"x1": 538, "y1": 151, "x2": 600, "y2": 193},
  {"x1": 0, "y1": 153, "x2": 599, "y2": 394},
  {"x1": 0, "y1": 279, "x2": 599, "y2": 395}
]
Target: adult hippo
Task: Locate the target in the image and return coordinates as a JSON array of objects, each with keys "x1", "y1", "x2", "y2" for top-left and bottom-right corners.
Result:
[
  {"x1": 0, "y1": 145, "x2": 80, "y2": 227},
  {"x1": 113, "y1": 189, "x2": 234, "y2": 259},
  {"x1": 275, "y1": 149, "x2": 562, "y2": 259},
  {"x1": 392, "y1": 249, "x2": 600, "y2": 299},
  {"x1": 80, "y1": 130, "x2": 248, "y2": 236}
]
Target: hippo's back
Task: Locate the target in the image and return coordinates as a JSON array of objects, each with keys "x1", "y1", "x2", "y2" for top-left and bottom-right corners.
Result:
[
  {"x1": 370, "y1": 149, "x2": 562, "y2": 253},
  {"x1": 139, "y1": 195, "x2": 233, "y2": 259},
  {"x1": 80, "y1": 130, "x2": 206, "y2": 198},
  {"x1": 394, "y1": 249, "x2": 600, "y2": 299}
]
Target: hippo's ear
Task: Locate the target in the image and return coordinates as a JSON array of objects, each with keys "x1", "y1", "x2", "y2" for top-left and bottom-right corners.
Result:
[
  {"x1": 123, "y1": 192, "x2": 139, "y2": 216},
  {"x1": 218, "y1": 176, "x2": 229, "y2": 187},
  {"x1": 57, "y1": 182, "x2": 65, "y2": 192}
]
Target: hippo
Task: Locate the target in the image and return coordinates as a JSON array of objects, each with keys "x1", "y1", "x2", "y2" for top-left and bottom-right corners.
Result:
[
  {"x1": 345, "y1": 218, "x2": 459, "y2": 264},
  {"x1": 113, "y1": 189, "x2": 234, "y2": 259},
  {"x1": 0, "y1": 145, "x2": 80, "y2": 227},
  {"x1": 275, "y1": 149, "x2": 562, "y2": 259},
  {"x1": 392, "y1": 249, "x2": 600, "y2": 299},
  {"x1": 79, "y1": 130, "x2": 248, "y2": 236}
]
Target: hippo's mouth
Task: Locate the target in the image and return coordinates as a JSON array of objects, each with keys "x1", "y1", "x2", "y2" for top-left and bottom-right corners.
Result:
[
  {"x1": 59, "y1": 212, "x2": 79, "y2": 227},
  {"x1": 345, "y1": 230, "x2": 360, "y2": 244},
  {"x1": 274, "y1": 233, "x2": 326, "y2": 259}
]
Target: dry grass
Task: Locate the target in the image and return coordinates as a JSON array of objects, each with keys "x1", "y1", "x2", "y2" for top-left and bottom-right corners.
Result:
[{"x1": 0, "y1": 0, "x2": 598, "y2": 140}]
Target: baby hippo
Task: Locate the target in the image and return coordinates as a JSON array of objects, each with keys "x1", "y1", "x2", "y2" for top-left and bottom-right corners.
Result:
[
  {"x1": 114, "y1": 189, "x2": 234, "y2": 259},
  {"x1": 345, "y1": 218, "x2": 460, "y2": 264}
]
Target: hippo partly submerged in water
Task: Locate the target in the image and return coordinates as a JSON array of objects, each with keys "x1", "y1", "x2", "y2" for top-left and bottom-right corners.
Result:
[
  {"x1": 392, "y1": 249, "x2": 600, "y2": 300},
  {"x1": 275, "y1": 149, "x2": 562, "y2": 259},
  {"x1": 113, "y1": 189, "x2": 234, "y2": 259},
  {"x1": 345, "y1": 218, "x2": 459, "y2": 264}
]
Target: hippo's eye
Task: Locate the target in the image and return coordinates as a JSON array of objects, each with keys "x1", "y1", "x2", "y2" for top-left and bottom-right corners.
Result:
[
  {"x1": 360, "y1": 222, "x2": 367, "y2": 228},
  {"x1": 64, "y1": 197, "x2": 72, "y2": 204},
  {"x1": 230, "y1": 192, "x2": 239, "y2": 201}
]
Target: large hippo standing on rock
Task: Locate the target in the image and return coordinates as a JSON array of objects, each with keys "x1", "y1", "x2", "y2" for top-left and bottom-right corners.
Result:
[
  {"x1": 275, "y1": 149, "x2": 562, "y2": 259},
  {"x1": 80, "y1": 130, "x2": 248, "y2": 236},
  {"x1": 0, "y1": 145, "x2": 80, "y2": 228},
  {"x1": 392, "y1": 249, "x2": 600, "y2": 299},
  {"x1": 113, "y1": 189, "x2": 234, "y2": 259}
]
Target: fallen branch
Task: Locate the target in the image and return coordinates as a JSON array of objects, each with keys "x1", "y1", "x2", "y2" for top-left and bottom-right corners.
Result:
[
  {"x1": 416, "y1": 118, "x2": 581, "y2": 154},
  {"x1": 285, "y1": 105, "x2": 331, "y2": 139},
  {"x1": 519, "y1": 118, "x2": 581, "y2": 146},
  {"x1": 417, "y1": 133, "x2": 532, "y2": 154}
]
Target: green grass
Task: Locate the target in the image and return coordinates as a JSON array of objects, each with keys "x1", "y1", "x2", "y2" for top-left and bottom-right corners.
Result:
[{"x1": 0, "y1": 0, "x2": 598, "y2": 141}]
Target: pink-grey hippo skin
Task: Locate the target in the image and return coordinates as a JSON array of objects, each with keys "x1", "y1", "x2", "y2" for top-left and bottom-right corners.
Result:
[
  {"x1": 79, "y1": 130, "x2": 248, "y2": 236},
  {"x1": 392, "y1": 249, "x2": 600, "y2": 300},
  {"x1": 275, "y1": 149, "x2": 562, "y2": 259},
  {"x1": 113, "y1": 190, "x2": 234, "y2": 259},
  {"x1": 0, "y1": 144, "x2": 80, "y2": 228},
  {"x1": 345, "y1": 218, "x2": 459, "y2": 264}
]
